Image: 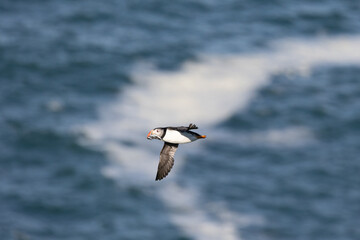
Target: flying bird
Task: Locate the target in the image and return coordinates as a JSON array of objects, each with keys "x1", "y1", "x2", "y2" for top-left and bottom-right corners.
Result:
[{"x1": 147, "y1": 123, "x2": 206, "y2": 181}]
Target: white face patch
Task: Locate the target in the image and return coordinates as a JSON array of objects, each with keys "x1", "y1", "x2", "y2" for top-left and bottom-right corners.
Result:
[{"x1": 163, "y1": 130, "x2": 197, "y2": 144}]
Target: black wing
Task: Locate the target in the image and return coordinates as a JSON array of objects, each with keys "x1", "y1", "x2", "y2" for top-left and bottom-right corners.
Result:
[
  {"x1": 167, "y1": 123, "x2": 198, "y2": 132},
  {"x1": 188, "y1": 123, "x2": 198, "y2": 130},
  {"x1": 156, "y1": 142, "x2": 179, "y2": 181}
]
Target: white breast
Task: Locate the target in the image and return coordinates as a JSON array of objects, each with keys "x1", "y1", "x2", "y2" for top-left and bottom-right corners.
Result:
[{"x1": 162, "y1": 129, "x2": 197, "y2": 144}]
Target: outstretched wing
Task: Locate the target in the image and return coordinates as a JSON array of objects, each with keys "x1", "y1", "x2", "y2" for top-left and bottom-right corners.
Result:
[{"x1": 156, "y1": 142, "x2": 179, "y2": 181}]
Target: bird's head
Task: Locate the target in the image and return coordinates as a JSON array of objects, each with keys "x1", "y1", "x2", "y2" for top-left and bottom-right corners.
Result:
[{"x1": 147, "y1": 128, "x2": 164, "y2": 140}]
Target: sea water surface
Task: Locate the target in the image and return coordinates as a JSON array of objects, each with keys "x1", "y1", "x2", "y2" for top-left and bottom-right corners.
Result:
[{"x1": 1, "y1": 1, "x2": 360, "y2": 240}]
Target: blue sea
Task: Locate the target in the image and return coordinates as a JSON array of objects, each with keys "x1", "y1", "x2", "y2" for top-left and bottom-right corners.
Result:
[{"x1": 1, "y1": 1, "x2": 360, "y2": 240}]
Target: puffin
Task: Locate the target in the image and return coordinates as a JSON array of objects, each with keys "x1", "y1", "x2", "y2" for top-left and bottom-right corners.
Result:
[{"x1": 147, "y1": 123, "x2": 206, "y2": 181}]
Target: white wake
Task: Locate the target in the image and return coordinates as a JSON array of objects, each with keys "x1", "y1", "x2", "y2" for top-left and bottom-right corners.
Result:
[{"x1": 78, "y1": 35, "x2": 360, "y2": 240}]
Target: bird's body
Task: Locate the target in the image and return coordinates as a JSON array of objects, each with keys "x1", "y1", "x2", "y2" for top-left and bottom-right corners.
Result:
[
  {"x1": 162, "y1": 128, "x2": 200, "y2": 143},
  {"x1": 147, "y1": 123, "x2": 206, "y2": 181}
]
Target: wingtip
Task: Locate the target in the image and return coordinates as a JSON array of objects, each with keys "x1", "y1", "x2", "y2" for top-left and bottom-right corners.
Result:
[
  {"x1": 155, "y1": 167, "x2": 172, "y2": 181},
  {"x1": 155, "y1": 175, "x2": 165, "y2": 181},
  {"x1": 188, "y1": 123, "x2": 198, "y2": 130}
]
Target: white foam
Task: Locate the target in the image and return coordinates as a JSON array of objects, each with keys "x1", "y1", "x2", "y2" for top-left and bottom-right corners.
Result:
[
  {"x1": 158, "y1": 183, "x2": 263, "y2": 240},
  {"x1": 77, "y1": 35, "x2": 360, "y2": 240}
]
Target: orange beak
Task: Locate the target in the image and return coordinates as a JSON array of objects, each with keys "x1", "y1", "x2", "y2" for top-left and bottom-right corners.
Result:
[{"x1": 147, "y1": 130, "x2": 153, "y2": 139}]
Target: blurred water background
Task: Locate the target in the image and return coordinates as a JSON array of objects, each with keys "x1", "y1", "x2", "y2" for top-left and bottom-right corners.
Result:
[{"x1": 1, "y1": 0, "x2": 360, "y2": 240}]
